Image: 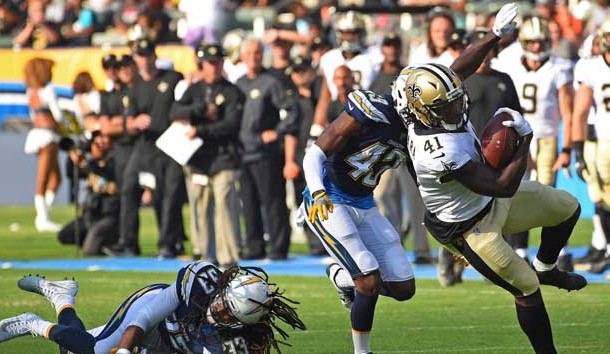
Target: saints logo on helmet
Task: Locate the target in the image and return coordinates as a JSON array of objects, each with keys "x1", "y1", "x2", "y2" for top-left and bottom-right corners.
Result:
[
  {"x1": 519, "y1": 16, "x2": 552, "y2": 62},
  {"x1": 334, "y1": 11, "x2": 366, "y2": 54},
  {"x1": 402, "y1": 64, "x2": 467, "y2": 131},
  {"x1": 598, "y1": 18, "x2": 610, "y2": 53}
]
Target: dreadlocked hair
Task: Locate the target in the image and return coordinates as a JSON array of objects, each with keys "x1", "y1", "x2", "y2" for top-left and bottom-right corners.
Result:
[{"x1": 217, "y1": 266, "x2": 307, "y2": 354}]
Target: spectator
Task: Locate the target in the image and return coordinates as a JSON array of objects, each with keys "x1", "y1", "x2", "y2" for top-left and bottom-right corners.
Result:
[
  {"x1": 0, "y1": 1, "x2": 24, "y2": 47},
  {"x1": 409, "y1": 6, "x2": 455, "y2": 63},
  {"x1": 101, "y1": 54, "x2": 119, "y2": 92},
  {"x1": 23, "y1": 58, "x2": 63, "y2": 232},
  {"x1": 60, "y1": 0, "x2": 96, "y2": 46},
  {"x1": 58, "y1": 132, "x2": 120, "y2": 255},
  {"x1": 369, "y1": 33, "x2": 402, "y2": 94},
  {"x1": 172, "y1": 43, "x2": 244, "y2": 268},
  {"x1": 99, "y1": 54, "x2": 138, "y2": 187},
  {"x1": 13, "y1": 0, "x2": 60, "y2": 49},
  {"x1": 72, "y1": 72, "x2": 100, "y2": 133},
  {"x1": 326, "y1": 65, "x2": 354, "y2": 124},
  {"x1": 437, "y1": 29, "x2": 467, "y2": 66},
  {"x1": 549, "y1": 19, "x2": 579, "y2": 60},
  {"x1": 266, "y1": 19, "x2": 298, "y2": 91},
  {"x1": 236, "y1": 39, "x2": 299, "y2": 260},
  {"x1": 104, "y1": 38, "x2": 186, "y2": 258},
  {"x1": 310, "y1": 36, "x2": 332, "y2": 69},
  {"x1": 288, "y1": 56, "x2": 326, "y2": 256}
]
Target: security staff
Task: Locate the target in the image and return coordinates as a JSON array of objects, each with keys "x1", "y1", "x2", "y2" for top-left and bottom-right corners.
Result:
[
  {"x1": 171, "y1": 43, "x2": 244, "y2": 268},
  {"x1": 99, "y1": 55, "x2": 137, "y2": 187},
  {"x1": 105, "y1": 38, "x2": 186, "y2": 258},
  {"x1": 237, "y1": 39, "x2": 299, "y2": 260}
]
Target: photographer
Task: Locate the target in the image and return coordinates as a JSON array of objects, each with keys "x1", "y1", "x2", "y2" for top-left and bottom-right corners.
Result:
[
  {"x1": 57, "y1": 132, "x2": 120, "y2": 255},
  {"x1": 171, "y1": 43, "x2": 244, "y2": 268}
]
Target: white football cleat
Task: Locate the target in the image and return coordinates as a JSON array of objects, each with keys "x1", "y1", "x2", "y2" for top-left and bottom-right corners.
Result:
[
  {"x1": 18, "y1": 275, "x2": 78, "y2": 312},
  {"x1": 0, "y1": 313, "x2": 43, "y2": 342},
  {"x1": 35, "y1": 218, "x2": 61, "y2": 233}
]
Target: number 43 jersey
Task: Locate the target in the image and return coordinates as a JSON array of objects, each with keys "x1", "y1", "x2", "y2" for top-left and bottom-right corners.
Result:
[
  {"x1": 322, "y1": 90, "x2": 410, "y2": 206},
  {"x1": 407, "y1": 121, "x2": 492, "y2": 223}
]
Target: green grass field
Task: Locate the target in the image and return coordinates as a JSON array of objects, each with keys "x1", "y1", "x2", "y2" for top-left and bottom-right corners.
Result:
[{"x1": 0, "y1": 206, "x2": 609, "y2": 354}]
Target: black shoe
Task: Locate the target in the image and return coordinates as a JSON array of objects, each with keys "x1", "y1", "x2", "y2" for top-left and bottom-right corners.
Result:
[
  {"x1": 536, "y1": 267, "x2": 587, "y2": 291},
  {"x1": 175, "y1": 242, "x2": 185, "y2": 256},
  {"x1": 557, "y1": 254, "x2": 574, "y2": 272},
  {"x1": 589, "y1": 253, "x2": 610, "y2": 274},
  {"x1": 575, "y1": 247, "x2": 606, "y2": 264}
]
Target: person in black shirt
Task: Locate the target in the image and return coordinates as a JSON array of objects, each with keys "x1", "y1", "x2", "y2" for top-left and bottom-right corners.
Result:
[
  {"x1": 237, "y1": 39, "x2": 299, "y2": 260},
  {"x1": 104, "y1": 38, "x2": 186, "y2": 258},
  {"x1": 171, "y1": 43, "x2": 244, "y2": 268},
  {"x1": 463, "y1": 29, "x2": 522, "y2": 136},
  {"x1": 369, "y1": 33, "x2": 402, "y2": 95},
  {"x1": 326, "y1": 65, "x2": 354, "y2": 124}
]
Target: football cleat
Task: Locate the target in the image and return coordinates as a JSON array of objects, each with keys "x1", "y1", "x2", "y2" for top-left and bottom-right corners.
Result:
[
  {"x1": 326, "y1": 263, "x2": 355, "y2": 311},
  {"x1": 18, "y1": 275, "x2": 78, "y2": 311},
  {"x1": 536, "y1": 267, "x2": 587, "y2": 291},
  {"x1": 588, "y1": 253, "x2": 610, "y2": 274},
  {"x1": 574, "y1": 247, "x2": 606, "y2": 265},
  {"x1": 0, "y1": 313, "x2": 42, "y2": 342}
]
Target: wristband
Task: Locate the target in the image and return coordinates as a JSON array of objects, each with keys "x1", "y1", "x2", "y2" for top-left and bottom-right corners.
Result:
[
  {"x1": 561, "y1": 147, "x2": 571, "y2": 154},
  {"x1": 116, "y1": 349, "x2": 131, "y2": 354}
]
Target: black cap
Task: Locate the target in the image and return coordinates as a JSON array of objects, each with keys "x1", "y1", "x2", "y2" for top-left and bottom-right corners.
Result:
[
  {"x1": 117, "y1": 54, "x2": 134, "y2": 67},
  {"x1": 290, "y1": 56, "x2": 313, "y2": 72},
  {"x1": 195, "y1": 43, "x2": 226, "y2": 62},
  {"x1": 448, "y1": 29, "x2": 467, "y2": 48},
  {"x1": 132, "y1": 38, "x2": 156, "y2": 56},
  {"x1": 102, "y1": 54, "x2": 118, "y2": 69},
  {"x1": 382, "y1": 32, "x2": 402, "y2": 47},
  {"x1": 311, "y1": 36, "x2": 332, "y2": 51}
]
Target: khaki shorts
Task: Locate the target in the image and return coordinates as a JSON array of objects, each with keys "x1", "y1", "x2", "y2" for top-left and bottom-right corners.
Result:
[
  {"x1": 531, "y1": 136, "x2": 557, "y2": 186},
  {"x1": 584, "y1": 140, "x2": 610, "y2": 208},
  {"x1": 449, "y1": 181, "x2": 579, "y2": 297}
]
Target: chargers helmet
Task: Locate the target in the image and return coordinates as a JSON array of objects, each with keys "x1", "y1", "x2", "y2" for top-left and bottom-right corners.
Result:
[
  {"x1": 207, "y1": 275, "x2": 272, "y2": 328},
  {"x1": 519, "y1": 16, "x2": 552, "y2": 62},
  {"x1": 391, "y1": 65, "x2": 419, "y2": 127},
  {"x1": 402, "y1": 64, "x2": 468, "y2": 131}
]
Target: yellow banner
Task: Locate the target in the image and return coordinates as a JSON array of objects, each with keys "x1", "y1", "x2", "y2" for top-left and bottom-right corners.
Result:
[{"x1": 0, "y1": 45, "x2": 197, "y2": 89}]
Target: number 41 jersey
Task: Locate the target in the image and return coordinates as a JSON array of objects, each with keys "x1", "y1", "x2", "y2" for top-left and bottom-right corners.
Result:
[{"x1": 322, "y1": 90, "x2": 409, "y2": 204}]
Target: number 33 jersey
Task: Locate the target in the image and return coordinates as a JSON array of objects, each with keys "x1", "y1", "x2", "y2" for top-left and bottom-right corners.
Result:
[
  {"x1": 407, "y1": 122, "x2": 492, "y2": 223},
  {"x1": 322, "y1": 90, "x2": 410, "y2": 205},
  {"x1": 574, "y1": 55, "x2": 610, "y2": 140}
]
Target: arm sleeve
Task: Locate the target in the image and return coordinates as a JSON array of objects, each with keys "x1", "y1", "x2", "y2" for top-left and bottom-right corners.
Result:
[
  {"x1": 302, "y1": 143, "x2": 327, "y2": 193},
  {"x1": 270, "y1": 80, "x2": 299, "y2": 136},
  {"x1": 197, "y1": 87, "x2": 244, "y2": 139},
  {"x1": 129, "y1": 283, "x2": 181, "y2": 331}
]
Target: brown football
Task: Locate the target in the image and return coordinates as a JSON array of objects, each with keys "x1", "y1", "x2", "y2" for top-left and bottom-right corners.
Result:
[{"x1": 480, "y1": 111, "x2": 519, "y2": 169}]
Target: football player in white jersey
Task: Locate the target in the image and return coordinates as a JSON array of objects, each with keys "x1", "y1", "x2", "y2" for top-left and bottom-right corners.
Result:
[
  {"x1": 301, "y1": 4, "x2": 521, "y2": 354},
  {"x1": 309, "y1": 11, "x2": 382, "y2": 141},
  {"x1": 398, "y1": 61, "x2": 586, "y2": 353},
  {"x1": 0, "y1": 263, "x2": 305, "y2": 354},
  {"x1": 573, "y1": 19, "x2": 610, "y2": 273},
  {"x1": 496, "y1": 16, "x2": 575, "y2": 268}
]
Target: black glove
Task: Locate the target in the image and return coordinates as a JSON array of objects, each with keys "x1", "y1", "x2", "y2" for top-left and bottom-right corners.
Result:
[{"x1": 573, "y1": 141, "x2": 587, "y2": 181}]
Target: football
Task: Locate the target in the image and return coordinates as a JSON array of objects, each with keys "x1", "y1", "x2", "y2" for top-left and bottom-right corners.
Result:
[{"x1": 480, "y1": 111, "x2": 519, "y2": 169}]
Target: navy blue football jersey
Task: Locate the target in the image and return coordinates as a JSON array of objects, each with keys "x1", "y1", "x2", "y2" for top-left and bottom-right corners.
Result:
[{"x1": 324, "y1": 90, "x2": 409, "y2": 198}]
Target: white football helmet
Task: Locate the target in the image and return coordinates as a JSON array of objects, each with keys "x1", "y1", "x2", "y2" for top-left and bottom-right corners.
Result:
[
  {"x1": 519, "y1": 16, "x2": 552, "y2": 62},
  {"x1": 391, "y1": 65, "x2": 418, "y2": 127},
  {"x1": 222, "y1": 29, "x2": 247, "y2": 64},
  {"x1": 207, "y1": 275, "x2": 272, "y2": 328},
  {"x1": 334, "y1": 11, "x2": 366, "y2": 54}
]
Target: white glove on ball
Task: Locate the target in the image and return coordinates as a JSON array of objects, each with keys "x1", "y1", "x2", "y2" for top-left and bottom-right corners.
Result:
[{"x1": 497, "y1": 107, "x2": 533, "y2": 137}]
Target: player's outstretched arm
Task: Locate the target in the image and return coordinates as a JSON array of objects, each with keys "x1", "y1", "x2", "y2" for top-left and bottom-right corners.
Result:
[{"x1": 451, "y1": 2, "x2": 518, "y2": 81}]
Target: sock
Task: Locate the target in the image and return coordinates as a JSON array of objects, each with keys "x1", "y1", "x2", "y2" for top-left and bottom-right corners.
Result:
[
  {"x1": 30, "y1": 319, "x2": 54, "y2": 338},
  {"x1": 34, "y1": 195, "x2": 48, "y2": 221},
  {"x1": 592, "y1": 213, "x2": 607, "y2": 250},
  {"x1": 48, "y1": 325, "x2": 95, "y2": 354},
  {"x1": 351, "y1": 291, "x2": 378, "y2": 354},
  {"x1": 58, "y1": 308, "x2": 85, "y2": 331},
  {"x1": 533, "y1": 257, "x2": 555, "y2": 272},
  {"x1": 536, "y1": 205, "x2": 580, "y2": 264},
  {"x1": 515, "y1": 291, "x2": 557, "y2": 354},
  {"x1": 44, "y1": 190, "x2": 56, "y2": 209},
  {"x1": 515, "y1": 248, "x2": 528, "y2": 259}
]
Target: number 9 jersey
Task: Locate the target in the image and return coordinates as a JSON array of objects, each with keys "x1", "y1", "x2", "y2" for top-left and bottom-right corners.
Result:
[{"x1": 321, "y1": 90, "x2": 410, "y2": 206}]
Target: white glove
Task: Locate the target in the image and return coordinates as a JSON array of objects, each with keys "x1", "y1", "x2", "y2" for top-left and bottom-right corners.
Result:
[
  {"x1": 498, "y1": 107, "x2": 532, "y2": 137},
  {"x1": 492, "y1": 3, "x2": 518, "y2": 37}
]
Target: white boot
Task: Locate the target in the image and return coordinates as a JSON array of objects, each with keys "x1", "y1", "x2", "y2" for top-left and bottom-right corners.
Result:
[
  {"x1": 34, "y1": 195, "x2": 60, "y2": 232},
  {"x1": 44, "y1": 190, "x2": 56, "y2": 212}
]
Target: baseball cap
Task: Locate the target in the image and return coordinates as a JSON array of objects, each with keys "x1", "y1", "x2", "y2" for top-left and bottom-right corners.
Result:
[
  {"x1": 290, "y1": 56, "x2": 313, "y2": 72},
  {"x1": 196, "y1": 43, "x2": 226, "y2": 62},
  {"x1": 132, "y1": 38, "x2": 156, "y2": 56},
  {"x1": 101, "y1": 54, "x2": 118, "y2": 69},
  {"x1": 382, "y1": 32, "x2": 402, "y2": 47}
]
